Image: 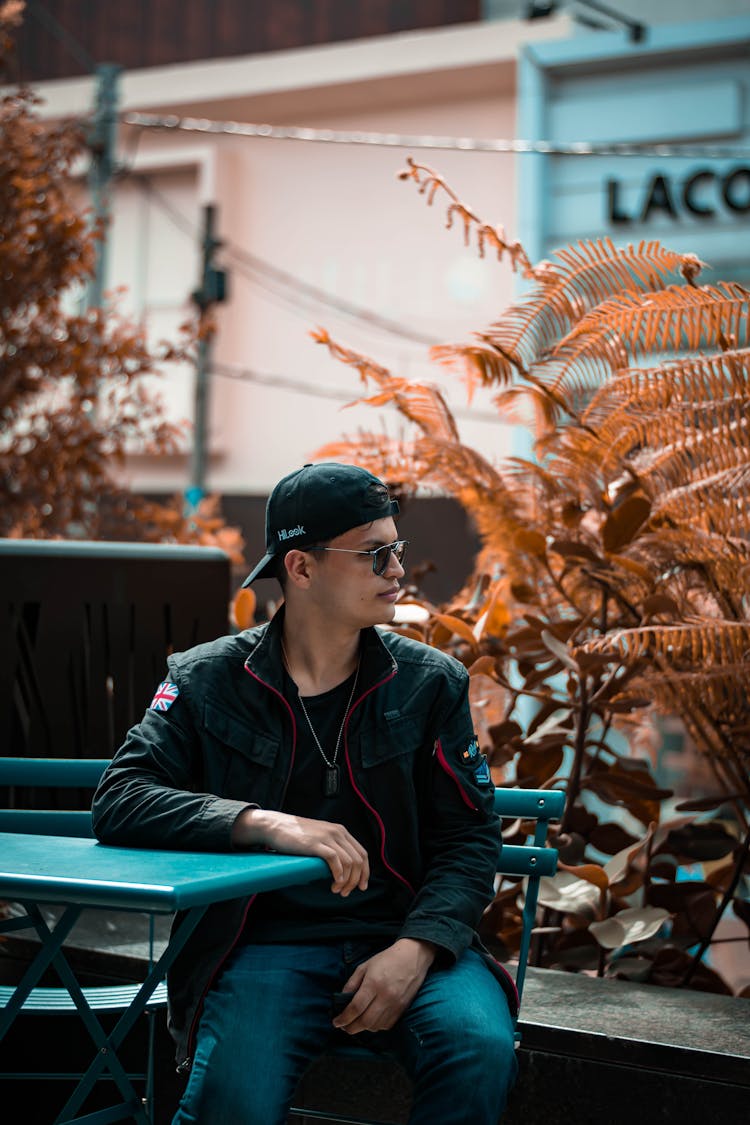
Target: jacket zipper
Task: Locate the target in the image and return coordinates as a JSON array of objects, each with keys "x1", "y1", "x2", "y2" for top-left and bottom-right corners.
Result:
[
  {"x1": 343, "y1": 665, "x2": 416, "y2": 897},
  {"x1": 180, "y1": 663, "x2": 298, "y2": 1069}
]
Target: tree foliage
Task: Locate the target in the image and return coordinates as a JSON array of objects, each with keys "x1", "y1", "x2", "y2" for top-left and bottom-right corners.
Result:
[
  {"x1": 316, "y1": 158, "x2": 750, "y2": 996},
  {"x1": 0, "y1": 3, "x2": 243, "y2": 561}
]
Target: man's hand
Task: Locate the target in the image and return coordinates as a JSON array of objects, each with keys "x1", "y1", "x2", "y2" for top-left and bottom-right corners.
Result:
[
  {"x1": 334, "y1": 938, "x2": 437, "y2": 1034},
  {"x1": 231, "y1": 808, "x2": 369, "y2": 896}
]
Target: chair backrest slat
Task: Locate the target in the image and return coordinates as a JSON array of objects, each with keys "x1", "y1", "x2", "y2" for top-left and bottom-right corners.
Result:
[{"x1": 492, "y1": 786, "x2": 564, "y2": 1034}]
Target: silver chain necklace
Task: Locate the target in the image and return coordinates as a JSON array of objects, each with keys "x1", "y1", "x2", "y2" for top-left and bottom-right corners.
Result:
[{"x1": 281, "y1": 640, "x2": 360, "y2": 797}]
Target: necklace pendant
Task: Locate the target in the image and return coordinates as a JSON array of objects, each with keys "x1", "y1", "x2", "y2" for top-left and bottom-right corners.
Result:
[{"x1": 323, "y1": 765, "x2": 340, "y2": 797}]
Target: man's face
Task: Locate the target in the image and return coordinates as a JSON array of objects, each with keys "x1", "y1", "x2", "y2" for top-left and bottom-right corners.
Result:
[{"x1": 306, "y1": 516, "x2": 404, "y2": 629}]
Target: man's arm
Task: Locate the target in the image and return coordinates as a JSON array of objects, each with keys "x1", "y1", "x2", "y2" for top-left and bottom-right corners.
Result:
[
  {"x1": 93, "y1": 686, "x2": 371, "y2": 892},
  {"x1": 232, "y1": 807, "x2": 369, "y2": 895},
  {"x1": 92, "y1": 695, "x2": 250, "y2": 851}
]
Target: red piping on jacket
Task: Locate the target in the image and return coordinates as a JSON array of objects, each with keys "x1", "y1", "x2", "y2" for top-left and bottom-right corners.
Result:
[
  {"x1": 343, "y1": 667, "x2": 416, "y2": 898},
  {"x1": 434, "y1": 739, "x2": 477, "y2": 811},
  {"x1": 183, "y1": 663, "x2": 298, "y2": 1066}
]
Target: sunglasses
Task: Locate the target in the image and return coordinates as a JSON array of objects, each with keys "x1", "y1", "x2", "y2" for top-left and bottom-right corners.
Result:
[{"x1": 305, "y1": 539, "x2": 408, "y2": 576}]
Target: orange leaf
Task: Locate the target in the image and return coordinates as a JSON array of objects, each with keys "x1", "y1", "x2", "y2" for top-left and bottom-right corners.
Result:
[
  {"x1": 432, "y1": 613, "x2": 477, "y2": 647},
  {"x1": 468, "y1": 655, "x2": 499, "y2": 678},
  {"x1": 559, "y1": 862, "x2": 610, "y2": 891},
  {"x1": 232, "y1": 588, "x2": 256, "y2": 631}
]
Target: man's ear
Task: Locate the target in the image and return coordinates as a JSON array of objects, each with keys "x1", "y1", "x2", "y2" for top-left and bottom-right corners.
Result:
[{"x1": 284, "y1": 549, "x2": 314, "y2": 589}]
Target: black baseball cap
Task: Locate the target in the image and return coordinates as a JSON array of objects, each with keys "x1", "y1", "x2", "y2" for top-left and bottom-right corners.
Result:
[{"x1": 242, "y1": 462, "x2": 399, "y2": 585}]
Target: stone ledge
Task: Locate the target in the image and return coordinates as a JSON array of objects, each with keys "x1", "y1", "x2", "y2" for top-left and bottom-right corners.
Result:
[
  {"x1": 291, "y1": 965, "x2": 750, "y2": 1125},
  {"x1": 516, "y1": 965, "x2": 750, "y2": 1087}
]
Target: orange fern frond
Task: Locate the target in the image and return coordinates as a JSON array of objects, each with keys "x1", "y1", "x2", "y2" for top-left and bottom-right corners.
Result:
[
  {"x1": 354, "y1": 376, "x2": 460, "y2": 443},
  {"x1": 313, "y1": 435, "x2": 428, "y2": 492},
  {"x1": 311, "y1": 327, "x2": 392, "y2": 388},
  {"x1": 652, "y1": 465, "x2": 750, "y2": 538},
  {"x1": 313, "y1": 328, "x2": 460, "y2": 443},
  {"x1": 397, "y1": 157, "x2": 537, "y2": 278},
  {"x1": 431, "y1": 242, "x2": 700, "y2": 428},
  {"x1": 641, "y1": 425, "x2": 750, "y2": 494},
  {"x1": 528, "y1": 285, "x2": 749, "y2": 406},
  {"x1": 662, "y1": 493, "x2": 750, "y2": 542},
  {"x1": 581, "y1": 621, "x2": 750, "y2": 665},
  {"x1": 581, "y1": 349, "x2": 750, "y2": 428},
  {"x1": 438, "y1": 240, "x2": 696, "y2": 386},
  {"x1": 410, "y1": 437, "x2": 511, "y2": 505},
  {"x1": 589, "y1": 393, "x2": 749, "y2": 470},
  {"x1": 564, "y1": 283, "x2": 750, "y2": 355},
  {"x1": 634, "y1": 527, "x2": 750, "y2": 583},
  {"x1": 431, "y1": 340, "x2": 522, "y2": 393}
]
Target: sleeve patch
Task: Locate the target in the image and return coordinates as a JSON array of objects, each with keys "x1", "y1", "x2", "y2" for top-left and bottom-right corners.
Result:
[
  {"x1": 474, "y1": 757, "x2": 492, "y2": 785},
  {"x1": 462, "y1": 736, "x2": 480, "y2": 763},
  {"x1": 149, "y1": 681, "x2": 180, "y2": 711}
]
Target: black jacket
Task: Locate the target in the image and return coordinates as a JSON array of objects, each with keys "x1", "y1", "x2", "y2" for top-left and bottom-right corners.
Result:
[{"x1": 92, "y1": 610, "x2": 517, "y2": 1068}]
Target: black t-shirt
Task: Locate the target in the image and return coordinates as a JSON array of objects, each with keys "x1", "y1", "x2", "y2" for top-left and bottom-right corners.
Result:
[{"x1": 244, "y1": 666, "x2": 405, "y2": 943}]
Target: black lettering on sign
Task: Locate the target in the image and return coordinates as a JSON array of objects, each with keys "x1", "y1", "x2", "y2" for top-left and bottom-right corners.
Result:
[
  {"x1": 682, "y1": 170, "x2": 715, "y2": 217},
  {"x1": 722, "y1": 167, "x2": 750, "y2": 214},
  {"x1": 606, "y1": 165, "x2": 750, "y2": 225},
  {"x1": 607, "y1": 179, "x2": 632, "y2": 224},
  {"x1": 641, "y1": 175, "x2": 678, "y2": 222}
]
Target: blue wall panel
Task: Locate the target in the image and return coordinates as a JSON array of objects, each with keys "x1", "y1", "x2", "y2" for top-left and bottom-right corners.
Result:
[{"x1": 518, "y1": 17, "x2": 750, "y2": 283}]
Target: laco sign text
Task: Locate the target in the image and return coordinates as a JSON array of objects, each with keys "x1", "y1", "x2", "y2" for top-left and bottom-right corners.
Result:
[{"x1": 607, "y1": 166, "x2": 750, "y2": 224}]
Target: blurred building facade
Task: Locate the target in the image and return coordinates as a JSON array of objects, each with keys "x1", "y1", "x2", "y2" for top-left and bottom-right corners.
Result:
[{"x1": 13, "y1": 1, "x2": 750, "y2": 600}]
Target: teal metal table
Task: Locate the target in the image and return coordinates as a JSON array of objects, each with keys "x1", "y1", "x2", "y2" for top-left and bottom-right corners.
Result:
[{"x1": 0, "y1": 833, "x2": 328, "y2": 1124}]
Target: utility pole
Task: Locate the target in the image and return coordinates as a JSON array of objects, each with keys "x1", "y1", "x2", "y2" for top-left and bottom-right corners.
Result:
[
  {"x1": 86, "y1": 63, "x2": 121, "y2": 310},
  {"x1": 187, "y1": 204, "x2": 228, "y2": 509}
]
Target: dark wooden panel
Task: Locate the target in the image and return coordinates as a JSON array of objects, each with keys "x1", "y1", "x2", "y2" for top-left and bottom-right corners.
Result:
[
  {"x1": 115, "y1": 0, "x2": 149, "y2": 68},
  {"x1": 183, "y1": 0, "x2": 216, "y2": 62},
  {"x1": 0, "y1": 543, "x2": 231, "y2": 778},
  {"x1": 13, "y1": 0, "x2": 481, "y2": 82}
]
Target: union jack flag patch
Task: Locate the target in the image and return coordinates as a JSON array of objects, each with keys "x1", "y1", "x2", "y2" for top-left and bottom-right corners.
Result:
[{"x1": 149, "y1": 681, "x2": 179, "y2": 711}]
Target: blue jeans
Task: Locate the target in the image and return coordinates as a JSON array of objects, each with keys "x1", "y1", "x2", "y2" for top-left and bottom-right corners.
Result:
[{"x1": 173, "y1": 939, "x2": 517, "y2": 1125}]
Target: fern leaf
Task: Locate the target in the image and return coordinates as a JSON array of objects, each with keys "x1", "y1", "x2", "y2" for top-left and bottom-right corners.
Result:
[
  {"x1": 437, "y1": 240, "x2": 697, "y2": 389},
  {"x1": 311, "y1": 327, "x2": 392, "y2": 388},
  {"x1": 431, "y1": 341, "x2": 522, "y2": 391},
  {"x1": 353, "y1": 376, "x2": 460, "y2": 443},
  {"x1": 582, "y1": 624, "x2": 750, "y2": 673},
  {"x1": 313, "y1": 436, "x2": 426, "y2": 490},
  {"x1": 564, "y1": 283, "x2": 750, "y2": 355},
  {"x1": 653, "y1": 466, "x2": 750, "y2": 537},
  {"x1": 582, "y1": 349, "x2": 750, "y2": 430},
  {"x1": 398, "y1": 157, "x2": 537, "y2": 278}
]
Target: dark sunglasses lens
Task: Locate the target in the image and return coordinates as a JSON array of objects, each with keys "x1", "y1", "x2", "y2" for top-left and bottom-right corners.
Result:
[
  {"x1": 373, "y1": 545, "x2": 389, "y2": 575},
  {"x1": 374, "y1": 542, "x2": 405, "y2": 575}
]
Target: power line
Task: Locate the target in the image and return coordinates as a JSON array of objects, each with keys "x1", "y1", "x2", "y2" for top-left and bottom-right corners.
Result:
[
  {"x1": 132, "y1": 175, "x2": 440, "y2": 347},
  {"x1": 224, "y1": 242, "x2": 437, "y2": 347},
  {"x1": 212, "y1": 362, "x2": 352, "y2": 402},
  {"x1": 121, "y1": 112, "x2": 750, "y2": 160},
  {"x1": 210, "y1": 361, "x2": 506, "y2": 425}
]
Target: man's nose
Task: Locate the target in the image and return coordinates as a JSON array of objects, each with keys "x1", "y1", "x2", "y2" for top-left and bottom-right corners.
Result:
[{"x1": 385, "y1": 549, "x2": 404, "y2": 578}]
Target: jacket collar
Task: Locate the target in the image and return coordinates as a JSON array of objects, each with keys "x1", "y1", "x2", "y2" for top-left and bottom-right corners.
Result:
[{"x1": 244, "y1": 605, "x2": 397, "y2": 693}]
